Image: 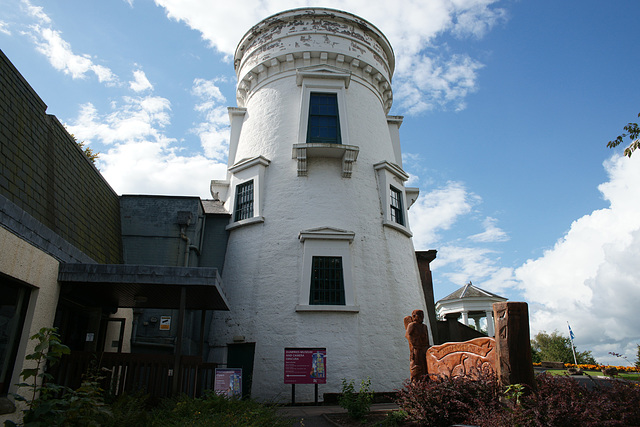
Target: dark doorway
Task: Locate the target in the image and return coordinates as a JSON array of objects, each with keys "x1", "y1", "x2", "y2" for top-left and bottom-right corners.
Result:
[
  {"x1": 0, "y1": 276, "x2": 30, "y2": 395},
  {"x1": 227, "y1": 343, "x2": 255, "y2": 398}
]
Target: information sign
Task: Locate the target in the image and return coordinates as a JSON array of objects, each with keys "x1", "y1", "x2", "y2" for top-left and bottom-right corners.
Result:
[
  {"x1": 214, "y1": 368, "x2": 242, "y2": 398},
  {"x1": 284, "y1": 348, "x2": 326, "y2": 384},
  {"x1": 159, "y1": 316, "x2": 171, "y2": 330}
]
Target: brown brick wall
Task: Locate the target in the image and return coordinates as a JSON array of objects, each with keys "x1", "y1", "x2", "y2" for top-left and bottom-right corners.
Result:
[{"x1": 0, "y1": 49, "x2": 122, "y2": 263}]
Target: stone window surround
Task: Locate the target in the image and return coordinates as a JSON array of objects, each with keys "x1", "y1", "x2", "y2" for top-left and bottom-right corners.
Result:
[
  {"x1": 292, "y1": 68, "x2": 359, "y2": 178},
  {"x1": 296, "y1": 227, "x2": 359, "y2": 313},
  {"x1": 224, "y1": 156, "x2": 270, "y2": 231},
  {"x1": 389, "y1": 185, "x2": 404, "y2": 226},
  {"x1": 374, "y1": 161, "x2": 417, "y2": 237}
]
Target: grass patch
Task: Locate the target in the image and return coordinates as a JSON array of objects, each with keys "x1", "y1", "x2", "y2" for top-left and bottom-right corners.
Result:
[{"x1": 544, "y1": 369, "x2": 640, "y2": 381}]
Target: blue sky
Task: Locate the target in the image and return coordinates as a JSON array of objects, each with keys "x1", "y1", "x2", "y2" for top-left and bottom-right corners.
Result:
[{"x1": 2, "y1": 0, "x2": 639, "y2": 365}]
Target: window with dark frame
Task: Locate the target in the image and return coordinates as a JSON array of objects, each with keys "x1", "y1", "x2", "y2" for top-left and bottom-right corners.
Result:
[
  {"x1": 0, "y1": 278, "x2": 30, "y2": 395},
  {"x1": 309, "y1": 256, "x2": 345, "y2": 305},
  {"x1": 307, "y1": 93, "x2": 341, "y2": 144},
  {"x1": 234, "y1": 180, "x2": 254, "y2": 222},
  {"x1": 390, "y1": 186, "x2": 404, "y2": 225}
]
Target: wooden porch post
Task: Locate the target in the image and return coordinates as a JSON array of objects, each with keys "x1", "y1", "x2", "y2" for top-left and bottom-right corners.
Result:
[{"x1": 172, "y1": 286, "x2": 187, "y2": 396}]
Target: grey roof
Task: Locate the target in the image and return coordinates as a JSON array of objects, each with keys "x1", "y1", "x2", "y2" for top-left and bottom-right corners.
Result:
[
  {"x1": 58, "y1": 263, "x2": 229, "y2": 310},
  {"x1": 201, "y1": 199, "x2": 230, "y2": 215},
  {"x1": 439, "y1": 282, "x2": 507, "y2": 302}
]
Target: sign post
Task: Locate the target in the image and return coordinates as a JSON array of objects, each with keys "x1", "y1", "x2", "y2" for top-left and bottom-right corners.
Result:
[{"x1": 284, "y1": 348, "x2": 326, "y2": 404}]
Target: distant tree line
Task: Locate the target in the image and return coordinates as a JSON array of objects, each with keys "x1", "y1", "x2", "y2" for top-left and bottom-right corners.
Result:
[{"x1": 530, "y1": 330, "x2": 597, "y2": 365}]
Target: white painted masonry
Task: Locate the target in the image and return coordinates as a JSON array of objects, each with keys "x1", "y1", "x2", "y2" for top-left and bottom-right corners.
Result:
[{"x1": 210, "y1": 8, "x2": 428, "y2": 402}]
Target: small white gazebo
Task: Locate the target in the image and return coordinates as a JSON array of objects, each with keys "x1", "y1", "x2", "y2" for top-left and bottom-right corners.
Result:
[{"x1": 436, "y1": 282, "x2": 507, "y2": 337}]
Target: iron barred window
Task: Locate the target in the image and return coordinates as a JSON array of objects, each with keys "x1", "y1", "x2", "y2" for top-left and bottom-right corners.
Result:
[
  {"x1": 234, "y1": 180, "x2": 254, "y2": 221},
  {"x1": 390, "y1": 186, "x2": 404, "y2": 225},
  {"x1": 309, "y1": 256, "x2": 345, "y2": 305},
  {"x1": 307, "y1": 93, "x2": 341, "y2": 144}
]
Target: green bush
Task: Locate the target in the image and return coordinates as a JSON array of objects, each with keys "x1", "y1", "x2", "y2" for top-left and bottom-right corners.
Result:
[
  {"x1": 338, "y1": 377, "x2": 374, "y2": 420},
  {"x1": 148, "y1": 392, "x2": 291, "y2": 426}
]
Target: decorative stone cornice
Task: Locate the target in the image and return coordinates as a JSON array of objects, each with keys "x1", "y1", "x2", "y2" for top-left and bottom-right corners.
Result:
[{"x1": 234, "y1": 8, "x2": 396, "y2": 113}]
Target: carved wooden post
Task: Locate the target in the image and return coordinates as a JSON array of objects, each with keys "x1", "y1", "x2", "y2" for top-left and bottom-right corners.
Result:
[{"x1": 493, "y1": 302, "x2": 536, "y2": 391}]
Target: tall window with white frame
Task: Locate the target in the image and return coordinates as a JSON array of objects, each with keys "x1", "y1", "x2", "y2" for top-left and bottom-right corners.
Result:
[
  {"x1": 234, "y1": 180, "x2": 254, "y2": 222},
  {"x1": 309, "y1": 256, "x2": 345, "y2": 305},
  {"x1": 307, "y1": 93, "x2": 341, "y2": 144},
  {"x1": 390, "y1": 186, "x2": 404, "y2": 226}
]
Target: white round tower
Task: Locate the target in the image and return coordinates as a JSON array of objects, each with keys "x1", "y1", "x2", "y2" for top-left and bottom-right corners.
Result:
[{"x1": 210, "y1": 8, "x2": 429, "y2": 401}]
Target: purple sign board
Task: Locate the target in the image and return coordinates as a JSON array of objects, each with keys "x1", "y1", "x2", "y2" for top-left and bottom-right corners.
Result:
[
  {"x1": 214, "y1": 368, "x2": 242, "y2": 398},
  {"x1": 284, "y1": 347, "x2": 326, "y2": 384}
]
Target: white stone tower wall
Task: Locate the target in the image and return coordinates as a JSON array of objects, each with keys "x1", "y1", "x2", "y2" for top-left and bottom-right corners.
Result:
[{"x1": 211, "y1": 8, "x2": 428, "y2": 402}]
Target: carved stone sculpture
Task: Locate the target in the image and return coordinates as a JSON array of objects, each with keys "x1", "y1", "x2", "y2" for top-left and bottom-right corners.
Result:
[
  {"x1": 404, "y1": 309, "x2": 430, "y2": 381},
  {"x1": 426, "y1": 337, "x2": 496, "y2": 380}
]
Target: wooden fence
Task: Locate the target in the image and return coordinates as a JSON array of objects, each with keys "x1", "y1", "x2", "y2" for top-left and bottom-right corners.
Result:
[{"x1": 54, "y1": 352, "x2": 218, "y2": 398}]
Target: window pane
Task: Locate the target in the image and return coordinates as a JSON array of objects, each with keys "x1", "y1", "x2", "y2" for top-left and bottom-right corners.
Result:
[
  {"x1": 307, "y1": 93, "x2": 341, "y2": 144},
  {"x1": 390, "y1": 187, "x2": 404, "y2": 225},
  {"x1": 234, "y1": 180, "x2": 254, "y2": 221},
  {"x1": 309, "y1": 256, "x2": 345, "y2": 305}
]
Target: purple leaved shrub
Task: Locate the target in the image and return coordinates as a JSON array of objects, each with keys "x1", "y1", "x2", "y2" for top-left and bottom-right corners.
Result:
[{"x1": 396, "y1": 372, "x2": 640, "y2": 427}]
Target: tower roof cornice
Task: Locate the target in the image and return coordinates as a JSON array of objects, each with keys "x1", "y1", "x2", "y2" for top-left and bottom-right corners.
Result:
[{"x1": 233, "y1": 8, "x2": 396, "y2": 113}]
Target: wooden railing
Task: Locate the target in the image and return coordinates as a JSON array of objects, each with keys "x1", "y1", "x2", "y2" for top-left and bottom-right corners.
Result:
[{"x1": 54, "y1": 352, "x2": 218, "y2": 398}]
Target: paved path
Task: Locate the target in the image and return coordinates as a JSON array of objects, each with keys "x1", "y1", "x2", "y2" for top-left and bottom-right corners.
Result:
[{"x1": 277, "y1": 403, "x2": 398, "y2": 427}]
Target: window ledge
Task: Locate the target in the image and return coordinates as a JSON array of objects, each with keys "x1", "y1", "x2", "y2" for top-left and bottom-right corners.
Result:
[
  {"x1": 296, "y1": 304, "x2": 360, "y2": 313},
  {"x1": 226, "y1": 216, "x2": 265, "y2": 231},
  {"x1": 383, "y1": 220, "x2": 413, "y2": 237},
  {"x1": 292, "y1": 143, "x2": 359, "y2": 178}
]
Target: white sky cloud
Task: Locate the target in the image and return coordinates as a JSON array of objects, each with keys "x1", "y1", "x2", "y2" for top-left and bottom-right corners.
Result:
[
  {"x1": 31, "y1": 25, "x2": 117, "y2": 83},
  {"x1": 66, "y1": 94, "x2": 227, "y2": 198},
  {"x1": 431, "y1": 244, "x2": 517, "y2": 295},
  {"x1": 191, "y1": 78, "x2": 230, "y2": 160},
  {"x1": 469, "y1": 216, "x2": 509, "y2": 242},
  {"x1": 0, "y1": 21, "x2": 11, "y2": 35},
  {"x1": 23, "y1": 0, "x2": 51, "y2": 24},
  {"x1": 516, "y1": 154, "x2": 640, "y2": 364},
  {"x1": 129, "y1": 69, "x2": 153, "y2": 92},
  {"x1": 409, "y1": 181, "x2": 477, "y2": 249}
]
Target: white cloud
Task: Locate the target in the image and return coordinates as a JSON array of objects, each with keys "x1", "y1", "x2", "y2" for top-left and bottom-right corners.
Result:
[
  {"x1": 0, "y1": 21, "x2": 11, "y2": 35},
  {"x1": 22, "y1": 0, "x2": 51, "y2": 24},
  {"x1": 190, "y1": 78, "x2": 230, "y2": 160},
  {"x1": 31, "y1": 26, "x2": 117, "y2": 83},
  {"x1": 130, "y1": 69, "x2": 153, "y2": 92},
  {"x1": 152, "y1": 0, "x2": 505, "y2": 113},
  {"x1": 469, "y1": 216, "x2": 509, "y2": 242},
  {"x1": 516, "y1": 154, "x2": 640, "y2": 364},
  {"x1": 66, "y1": 95, "x2": 227, "y2": 198},
  {"x1": 431, "y1": 245, "x2": 516, "y2": 295},
  {"x1": 67, "y1": 96, "x2": 172, "y2": 145},
  {"x1": 409, "y1": 181, "x2": 477, "y2": 249}
]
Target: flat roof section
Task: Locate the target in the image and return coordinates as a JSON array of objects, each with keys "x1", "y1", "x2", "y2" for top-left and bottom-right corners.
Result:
[{"x1": 58, "y1": 263, "x2": 229, "y2": 311}]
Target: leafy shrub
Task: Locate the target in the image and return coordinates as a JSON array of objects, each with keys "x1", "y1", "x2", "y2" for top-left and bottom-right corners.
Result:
[
  {"x1": 338, "y1": 377, "x2": 374, "y2": 420},
  {"x1": 148, "y1": 392, "x2": 291, "y2": 426},
  {"x1": 5, "y1": 327, "x2": 110, "y2": 427},
  {"x1": 522, "y1": 373, "x2": 640, "y2": 426},
  {"x1": 396, "y1": 370, "x2": 502, "y2": 427},
  {"x1": 102, "y1": 392, "x2": 152, "y2": 427},
  {"x1": 396, "y1": 372, "x2": 640, "y2": 427}
]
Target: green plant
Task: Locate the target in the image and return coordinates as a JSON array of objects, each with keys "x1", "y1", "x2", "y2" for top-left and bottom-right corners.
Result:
[
  {"x1": 338, "y1": 377, "x2": 374, "y2": 420},
  {"x1": 148, "y1": 392, "x2": 290, "y2": 426},
  {"x1": 381, "y1": 409, "x2": 409, "y2": 426},
  {"x1": 5, "y1": 327, "x2": 111, "y2": 427},
  {"x1": 504, "y1": 383, "x2": 525, "y2": 406}
]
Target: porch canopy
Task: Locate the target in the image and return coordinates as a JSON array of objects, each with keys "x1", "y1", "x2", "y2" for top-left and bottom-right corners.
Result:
[{"x1": 57, "y1": 263, "x2": 229, "y2": 311}]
